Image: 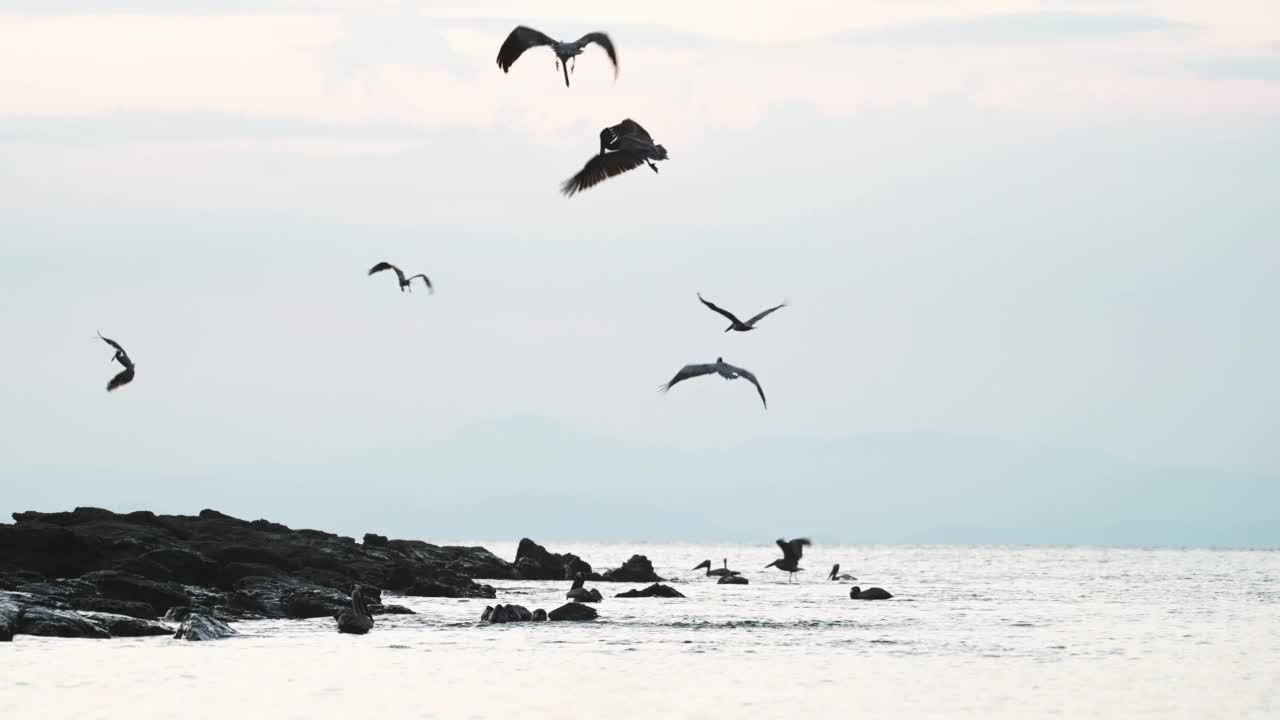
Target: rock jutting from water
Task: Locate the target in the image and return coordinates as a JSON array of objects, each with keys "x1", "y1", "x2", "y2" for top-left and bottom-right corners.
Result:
[
  {"x1": 615, "y1": 583, "x2": 686, "y2": 599},
  {"x1": 0, "y1": 506, "x2": 512, "y2": 640},
  {"x1": 601, "y1": 555, "x2": 664, "y2": 583},
  {"x1": 717, "y1": 575, "x2": 749, "y2": 585}
]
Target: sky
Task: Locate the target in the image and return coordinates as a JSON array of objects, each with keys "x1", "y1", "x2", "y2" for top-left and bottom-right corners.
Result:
[{"x1": 0, "y1": 2, "x2": 1277, "y2": 545}]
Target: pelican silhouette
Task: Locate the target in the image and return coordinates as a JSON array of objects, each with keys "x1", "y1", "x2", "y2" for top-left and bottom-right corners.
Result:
[
  {"x1": 336, "y1": 584, "x2": 374, "y2": 635},
  {"x1": 828, "y1": 564, "x2": 857, "y2": 582},
  {"x1": 368, "y1": 262, "x2": 432, "y2": 293},
  {"x1": 850, "y1": 586, "x2": 893, "y2": 600},
  {"x1": 697, "y1": 294, "x2": 787, "y2": 333},
  {"x1": 660, "y1": 357, "x2": 767, "y2": 409},
  {"x1": 561, "y1": 119, "x2": 668, "y2": 197},
  {"x1": 496, "y1": 26, "x2": 618, "y2": 88},
  {"x1": 765, "y1": 538, "x2": 811, "y2": 583},
  {"x1": 566, "y1": 572, "x2": 603, "y2": 603},
  {"x1": 96, "y1": 332, "x2": 135, "y2": 392},
  {"x1": 692, "y1": 559, "x2": 740, "y2": 577}
]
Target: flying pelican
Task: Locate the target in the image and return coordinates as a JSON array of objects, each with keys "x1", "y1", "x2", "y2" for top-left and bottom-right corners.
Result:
[
  {"x1": 336, "y1": 584, "x2": 374, "y2": 635},
  {"x1": 692, "y1": 559, "x2": 740, "y2": 577},
  {"x1": 367, "y1": 262, "x2": 432, "y2": 293},
  {"x1": 496, "y1": 25, "x2": 618, "y2": 88},
  {"x1": 765, "y1": 538, "x2": 811, "y2": 583},
  {"x1": 97, "y1": 332, "x2": 135, "y2": 392},
  {"x1": 828, "y1": 564, "x2": 857, "y2": 582},
  {"x1": 697, "y1": 294, "x2": 787, "y2": 333},
  {"x1": 659, "y1": 357, "x2": 767, "y2": 409},
  {"x1": 561, "y1": 119, "x2": 668, "y2": 197}
]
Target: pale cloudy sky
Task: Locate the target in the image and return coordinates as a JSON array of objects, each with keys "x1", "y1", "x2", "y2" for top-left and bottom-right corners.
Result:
[{"x1": 1, "y1": 1, "x2": 1278, "y2": 535}]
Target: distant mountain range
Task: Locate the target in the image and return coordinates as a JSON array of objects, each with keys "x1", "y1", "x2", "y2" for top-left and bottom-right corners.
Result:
[{"x1": 7, "y1": 418, "x2": 1276, "y2": 549}]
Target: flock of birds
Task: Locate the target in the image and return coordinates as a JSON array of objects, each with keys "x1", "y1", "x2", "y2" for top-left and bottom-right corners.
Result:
[
  {"x1": 335, "y1": 538, "x2": 894, "y2": 634},
  {"x1": 92, "y1": 24, "x2": 784, "y2": 411}
]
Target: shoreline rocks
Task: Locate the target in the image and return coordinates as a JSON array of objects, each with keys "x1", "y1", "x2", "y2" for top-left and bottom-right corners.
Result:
[
  {"x1": 513, "y1": 539, "x2": 600, "y2": 581},
  {"x1": 175, "y1": 613, "x2": 237, "y2": 641},
  {"x1": 615, "y1": 583, "x2": 685, "y2": 599},
  {"x1": 547, "y1": 603, "x2": 598, "y2": 621},
  {"x1": 602, "y1": 555, "x2": 664, "y2": 583}
]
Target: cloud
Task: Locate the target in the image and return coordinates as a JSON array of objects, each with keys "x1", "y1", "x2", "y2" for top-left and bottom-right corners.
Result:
[
  {"x1": 843, "y1": 10, "x2": 1189, "y2": 46},
  {"x1": 1194, "y1": 55, "x2": 1280, "y2": 82}
]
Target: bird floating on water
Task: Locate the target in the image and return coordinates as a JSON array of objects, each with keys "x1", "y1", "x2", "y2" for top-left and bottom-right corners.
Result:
[
  {"x1": 850, "y1": 586, "x2": 893, "y2": 600},
  {"x1": 693, "y1": 559, "x2": 741, "y2": 577},
  {"x1": 496, "y1": 26, "x2": 618, "y2": 88},
  {"x1": 368, "y1": 262, "x2": 432, "y2": 293},
  {"x1": 562, "y1": 119, "x2": 668, "y2": 197},
  {"x1": 96, "y1": 332, "x2": 135, "y2": 392},
  {"x1": 336, "y1": 584, "x2": 374, "y2": 634},
  {"x1": 766, "y1": 538, "x2": 811, "y2": 583},
  {"x1": 660, "y1": 357, "x2": 767, "y2": 409},
  {"x1": 828, "y1": 564, "x2": 857, "y2": 582},
  {"x1": 697, "y1": 294, "x2": 787, "y2": 333}
]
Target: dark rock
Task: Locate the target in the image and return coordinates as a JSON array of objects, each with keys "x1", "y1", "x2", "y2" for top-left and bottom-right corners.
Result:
[
  {"x1": 602, "y1": 555, "x2": 664, "y2": 583},
  {"x1": 513, "y1": 539, "x2": 600, "y2": 581},
  {"x1": 481, "y1": 604, "x2": 536, "y2": 624},
  {"x1": 0, "y1": 524, "x2": 103, "y2": 577},
  {"x1": 532, "y1": 608, "x2": 548, "y2": 621},
  {"x1": 174, "y1": 613, "x2": 237, "y2": 641},
  {"x1": 717, "y1": 575, "x2": 749, "y2": 585},
  {"x1": 81, "y1": 570, "x2": 191, "y2": 616},
  {"x1": 1, "y1": 594, "x2": 22, "y2": 640},
  {"x1": 404, "y1": 578, "x2": 495, "y2": 599},
  {"x1": 615, "y1": 583, "x2": 685, "y2": 599},
  {"x1": 0, "y1": 571, "x2": 46, "y2": 590},
  {"x1": 197, "y1": 509, "x2": 237, "y2": 521},
  {"x1": 218, "y1": 562, "x2": 282, "y2": 588},
  {"x1": 232, "y1": 576, "x2": 350, "y2": 620},
  {"x1": 69, "y1": 597, "x2": 157, "y2": 619},
  {"x1": 79, "y1": 611, "x2": 172, "y2": 637},
  {"x1": 114, "y1": 557, "x2": 176, "y2": 583},
  {"x1": 164, "y1": 606, "x2": 191, "y2": 622},
  {"x1": 369, "y1": 603, "x2": 415, "y2": 615},
  {"x1": 13, "y1": 578, "x2": 97, "y2": 604},
  {"x1": 16, "y1": 607, "x2": 110, "y2": 639},
  {"x1": 548, "y1": 603, "x2": 598, "y2": 621},
  {"x1": 850, "y1": 586, "x2": 893, "y2": 600},
  {"x1": 363, "y1": 533, "x2": 389, "y2": 547},
  {"x1": 139, "y1": 548, "x2": 219, "y2": 586}
]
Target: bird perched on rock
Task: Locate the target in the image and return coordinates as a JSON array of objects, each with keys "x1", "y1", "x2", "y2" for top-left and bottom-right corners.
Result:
[
  {"x1": 368, "y1": 262, "x2": 432, "y2": 293},
  {"x1": 766, "y1": 538, "x2": 811, "y2": 583},
  {"x1": 496, "y1": 25, "x2": 618, "y2": 87},
  {"x1": 562, "y1": 119, "x2": 668, "y2": 197},
  {"x1": 96, "y1": 332, "x2": 135, "y2": 392},
  {"x1": 697, "y1": 294, "x2": 787, "y2": 333},
  {"x1": 660, "y1": 357, "x2": 767, "y2": 409}
]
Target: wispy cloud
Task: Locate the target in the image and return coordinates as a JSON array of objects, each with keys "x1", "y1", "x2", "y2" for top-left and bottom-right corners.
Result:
[{"x1": 843, "y1": 10, "x2": 1190, "y2": 46}]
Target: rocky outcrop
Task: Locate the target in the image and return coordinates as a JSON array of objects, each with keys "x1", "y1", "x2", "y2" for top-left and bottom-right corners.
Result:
[
  {"x1": 615, "y1": 583, "x2": 685, "y2": 598},
  {"x1": 480, "y1": 604, "x2": 538, "y2": 624},
  {"x1": 174, "y1": 613, "x2": 237, "y2": 641},
  {"x1": 513, "y1": 539, "x2": 600, "y2": 581},
  {"x1": 0, "y1": 595, "x2": 21, "y2": 640},
  {"x1": 16, "y1": 607, "x2": 110, "y2": 639},
  {"x1": 547, "y1": 603, "x2": 598, "y2": 621},
  {"x1": 0, "y1": 507, "x2": 509, "y2": 634},
  {"x1": 370, "y1": 603, "x2": 415, "y2": 615},
  {"x1": 850, "y1": 586, "x2": 893, "y2": 600},
  {"x1": 532, "y1": 608, "x2": 548, "y2": 622},
  {"x1": 79, "y1": 611, "x2": 172, "y2": 637},
  {"x1": 717, "y1": 575, "x2": 749, "y2": 585},
  {"x1": 601, "y1": 555, "x2": 663, "y2": 583}
]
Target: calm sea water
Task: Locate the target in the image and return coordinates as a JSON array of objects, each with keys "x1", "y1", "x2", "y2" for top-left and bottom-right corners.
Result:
[{"x1": 2, "y1": 542, "x2": 1277, "y2": 719}]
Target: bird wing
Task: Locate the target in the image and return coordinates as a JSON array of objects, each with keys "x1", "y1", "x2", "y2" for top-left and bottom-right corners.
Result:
[
  {"x1": 726, "y1": 363, "x2": 767, "y2": 409},
  {"x1": 575, "y1": 32, "x2": 619, "y2": 77},
  {"x1": 496, "y1": 25, "x2": 556, "y2": 72},
  {"x1": 368, "y1": 262, "x2": 405, "y2": 283},
  {"x1": 697, "y1": 294, "x2": 744, "y2": 326},
  {"x1": 614, "y1": 118, "x2": 652, "y2": 142},
  {"x1": 407, "y1": 274, "x2": 433, "y2": 292},
  {"x1": 777, "y1": 538, "x2": 811, "y2": 562},
  {"x1": 106, "y1": 364, "x2": 135, "y2": 392},
  {"x1": 560, "y1": 150, "x2": 648, "y2": 197},
  {"x1": 745, "y1": 302, "x2": 787, "y2": 326},
  {"x1": 659, "y1": 363, "x2": 718, "y2": 392},
  {"x1": 97, "y1": 332, "x2": 125, "y2": 355}
]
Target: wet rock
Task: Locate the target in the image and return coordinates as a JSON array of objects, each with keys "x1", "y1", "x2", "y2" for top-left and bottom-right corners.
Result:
[
  {"x1": 615, "y1": 583, "x2": 685, "y2": 599},
  {"x1": 79, "y1": 611, "x2": 172, "y2": 637},
  {"x1": 232, "y1": 576, "x2": 352, "y2": 620},
  {"x1": 513, "y1": 539, "x2": 600, "y2": 581},
  {"x1": 717, "y1": 575, "x2": 749, "y2": 585},
  {"x1": 139, "y1": 548, "x2": 219, "y2": 586},
  {"x1": 370, "y1": 603, "x2": 415, "y2": 615},
  {"x1": 602, "y1": 555, "x2": 663, "y2": 583},
  {"x1": 532, "y1": 608, "x2": 548, "y2": 622},
  {"x1": 404, "y1": 578, "x2": 496, "y2": 599},
  {"x1": 481, "y1": 604, "x2": 535, "y2": 624},
  {"x1": 16, "y1": 607, "x2": 110, "y2": 639},
  {"x1": 69, "y1": 597, "x2": 157, "y2": 619},
  {"x1": 850, "y1": 586, "x2": 893, "y2": 600},
  {"x1": 163, "y1": 606, "x2": 191, "y2": 622},
  {"x1": 174, "y1": 613, "x2": 237, "y2": 641},
  {"x1": 80, "y1": 570, "x2": 191, "y2": 616},
  {"x1": 0, "y1": 595, "x2": 22, "y2": 640},
  {"x1": 548, "y1": 603, "x2": 598, "y2": 621}
]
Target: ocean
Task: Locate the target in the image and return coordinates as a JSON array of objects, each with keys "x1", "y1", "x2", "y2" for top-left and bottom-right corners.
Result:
[{"x1": 2, "y1": 542, "x2": 1277, "y2": 719}]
